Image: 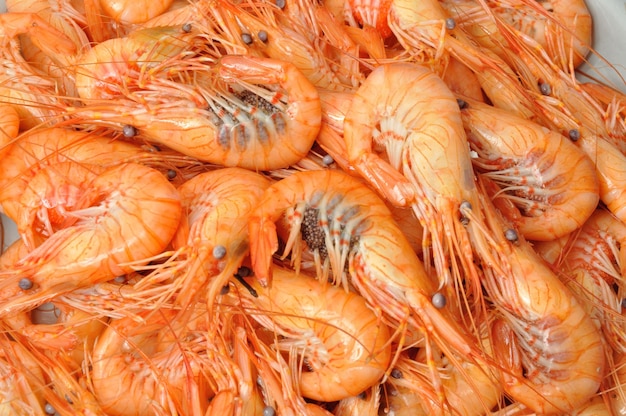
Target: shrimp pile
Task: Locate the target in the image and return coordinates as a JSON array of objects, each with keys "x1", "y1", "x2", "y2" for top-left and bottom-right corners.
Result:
[{"x1": 0, "y1": 0, "x2": 625, "y2": 414}]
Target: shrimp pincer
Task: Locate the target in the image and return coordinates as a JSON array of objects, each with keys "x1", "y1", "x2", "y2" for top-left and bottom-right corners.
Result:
[
  {"x1": 234, "y1": 266, "x2": 392, "y2": 402},
  {"x1": 460, "y1": 98, "x2": 600, "y2": 241},
  {"x1": 478, "y1": 177, "x2": 605, "y2": 414},
  {"x1": 0, "y1": 162, "x2": 181, "y2": 316}
]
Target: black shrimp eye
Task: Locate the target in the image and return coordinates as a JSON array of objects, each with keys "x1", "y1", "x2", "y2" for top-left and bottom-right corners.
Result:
[
  {"x1": 445, "y1": 17, "x2": 456, "y2": 30},
  {"x1": 258, "y1": 30, "x2": 268, "y2": 43},
  {"x1": 505, "y1": 228, "x2": 519, "y2": 243},
  {"x1": 568, "y1": 129, "x2": 580, "y2": 142},
  {"x1": 432, "y1": 292, "x2": 447, "y2": 309},
  {"x1": 457, "y1": 98, "x2": 468, "y2": 109},
  {"x1": 241, "y1": 33, "x2": 253, "y2": 45},
  {"x1": 18, "y1": 278, "x2": 33, "y2": 290},
  {"x1": 390, "y1": 368, "x2": 403, "y2": 379},
  {"x1": 236, "y1": 266, "x2": 252, "y2": 278},
  {"x1": 166, "y1": 169, "x2": 177, "y2": 180},
  {"x1": 122, "y1": 125, "x2": 137, "y2": 138}
]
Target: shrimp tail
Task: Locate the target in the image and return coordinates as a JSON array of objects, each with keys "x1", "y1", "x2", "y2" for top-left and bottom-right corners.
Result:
[{"x1": 249, "y1": 217, "x2": 279, "y2": 288}]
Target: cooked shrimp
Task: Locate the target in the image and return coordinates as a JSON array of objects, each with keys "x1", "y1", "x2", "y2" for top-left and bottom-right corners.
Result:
[
  {"x1": 233, "y1": 265, "x2": 392, "y2": 402},
  {"x1": 91, "y1": 307, "x2": 217, "y2": 416},
  {"x1": 347, "y1": 0, "x2": 393, "y2": 39},
  {"x1": 0, "y1": 162, "x2": 181, "y2": 316},
  {"x1": 72, "y1": 24, "x2": 198, "y2": 100},
  {"x1": 0, "y1": 126, "x2": 187, "y2": 223},
  {"x1": 343, "y1": 62, "x2": 497, "y2": 319},
  {"x1": 0, "y1": 336, "x2": 47, "y2": 414},
  {"x1": 74, "y1": 55, "x2": 322, "y2": 170},
  {"x1": 213, "y1": 0, "x2": 355, "y2": 91},
  {"x1": 460, "y1": 98, "x2": 599, "y2": 241},
  {"x1": 135, "y1": 167, "x2": 271, "y2": 314},
  {"x1": 489, "y1": 0, "x2": 592, "y2": 70},
  {"x1": 99, "y1": 0, "x2": 174, "y2": 24},
  {"x1": 478, "y1": 177, "x2": 605, "y2": 414},
  {"x1": 16, "y1": 161, "x2": 104, "y2": 250},
  {"x1": 248, "y1": 169, "x2": 495, "y2": 402},
  {"x1": 609, "y1": 352, "x2": 626, "y2": 415}
]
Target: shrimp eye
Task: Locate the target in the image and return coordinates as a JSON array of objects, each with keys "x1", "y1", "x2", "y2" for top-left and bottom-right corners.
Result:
[
  {"x1": 166, "y1": 169, "x2": 177, "y2": 180},
  {"x1": 212, "y1": 245, "x2": 227, "y2": 259},
  {"x1": 459, "y1": 200, "x2": 472, "y2": 224},
  {"x1": 621, "y1": 298, "x2": 626, "y2": 309},
  {"x1": 220, "y1": 285, "x2": 230, "y2": 295},
  {"x1": 44, "y1": 403, "x2": 56, "y2": 415},
  {"x1": 241, "y1": 33, "x2": 253, "y2": 45},
  {"x1": 113, "y1": 275, "x2": 127, "y2": 283},
  {"x1": 182, "y1": 23, "x2": 192, "y2": 33},
  {"x1": 390, "y1": 368, "x2": 403, "y2": 379},
  {"x1": 432, "y1": 292, "x2": 447, "y2": 308},
  {"x1": 568, "y1": 129, "x2": 580, "y2": 142},
  {"x1": 456, "y1": 98, "x2": 468, "y2": 109},
  {"x1": 18, "y1": 278, "x2": 33, "y2": 290},
  {"x1": 445, "y1": 17, "x2": 456, "y2": 30},
  {"x1": 122, "y1": 125, "x2": 137, "y2": 138},
  {"x1": 322, "y1": 154, "x2": 334, "y2": 166},
  {"x1": 275, "y1": 0, "x2": 285, "y2": 9},
  {"x1": 263, "y1": 406, "x2": 276, "y2": 416},
  {"x1": 258, "y1": 30, "x2": 269, "y2": 43},
  {"x1": 505, "y1": 228, "x2": 519, "y2": 243},
  {"x1": 539, "y1": 82, "x2": 552, "y2": 95},
  {"x1": 236, "y1": 266, "x2": 252, "y2": 277}
]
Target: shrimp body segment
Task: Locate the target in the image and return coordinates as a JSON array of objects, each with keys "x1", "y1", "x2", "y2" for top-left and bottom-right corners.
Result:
[
  {"x1": 460, "y1": 99, "x2": 600, "y2": 241},
  {"x1": 0, "y1": 163, "x2": 181, "y2": 315},
  {"x1": 236, "y1": 266, "x2": 392, "y2": 402}
]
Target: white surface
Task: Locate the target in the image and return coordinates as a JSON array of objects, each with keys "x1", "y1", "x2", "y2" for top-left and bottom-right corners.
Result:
[{"x1": 1, "y1": 0, "x2": 625, "y2": 250}]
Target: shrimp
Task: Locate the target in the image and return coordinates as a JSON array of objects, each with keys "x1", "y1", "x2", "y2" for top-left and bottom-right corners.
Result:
[
  {"x1": 213, "y1": 0, "x2": 356, "y2": 91},
  {"x1": 72, "y1": 24, "x2": 199, "y2": 100},
  {"x1": 16, "y1": 161, "x2": 104, "y2": 250},
  {"x1": 134, "y1": 167, "x2": 271, "y2": 314},
  {"x1": 0, "y1": 162, "x2": 182, "y2": 316},
  {"x1": 343, "y1": 62, "x2": 497, "y2": 321},
  {"x1": 460, "y1": 98, "x2": 600, "y2": 241},
  {"x1": 90, "y1": 307, "x2": 217, "y2": 416},
  {"x1": 74, "y1": 55, "x2": 322, "y2": 171},
  {"x1": 99, "y1": 0, "x2": 174, "y2": 24},
  {"x1": 0, "y1": 126, "x2": 188, "y2": 223},
  {"x1": 248, "y1": 169, "x2": 496, "y2": 404},
  {"x1": 488, "y1": 0, "x2": 592, "y2": 70},
  {"x1": 0, "y1": 336, "x2": 47, "y2": 414},
  {"x1": 233, "y1": 265, "x2": 392, "y2": 402},
  {"x1": 555, "y1": 209, "x2": 626, "y2": 354},
  {"x1": 384, "y1": 320, "x2": 502, "y2": 416},
  {"x1": 347, "y1": 0, "x2": 393, "y2": 39},
  {"x1": 477, "y1": 176, "x2": 605, "y2": 414}
]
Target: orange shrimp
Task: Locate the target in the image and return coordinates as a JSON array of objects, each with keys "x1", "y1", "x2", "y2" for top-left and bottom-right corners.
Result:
[
  {"x1": 74, "y1": 55, "x2": 322, "y2": 170},
  {"x1": 343, "y1": 62, "x2": 497, "y2": 319},
  {"x1": 72, "y1": 24, "x2": 198, "y2": 100},
  {"x1": 478, "y1": 177, "x2": 605, "y2": 414},
  {"x1": 0, "y1": 335, "x2": 47, "y2": 414},
  {"x1": 233, "y1": 265, "x2": 392, "y2": 402},
  {"x1": 460, "y1": 98, "x2": 599, "y2": 241},
  {"x1": 90, "y1": 307, "x2": 217, "y2": 416},
  {"x1": 16, "y1": 161, "x2": 104, "y2": 250},
  {"x1": 347, "y1": 0, "x2": 393, "y2": 39},
  {"x1": 333, "y1": 384, "x2": 380, "y2": 416},
  {"x1": 248, "y1": 169, "x2": 496, "y2": 403},
  {"x1": 135, "y1": 167, "x2": 271, "y2": 314},
  {"x1": 0, "y1": 162, "x2": 181, "y2": 316},
  {"x1": 488, "y1": 0, "x2": 592, "y2": 70},
  {"x1": 99, "y1": 0, "x2": 174, "y2": 24},
  {"x1": 0, "y1": 126, "x2": 186, "y2": 223}
]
